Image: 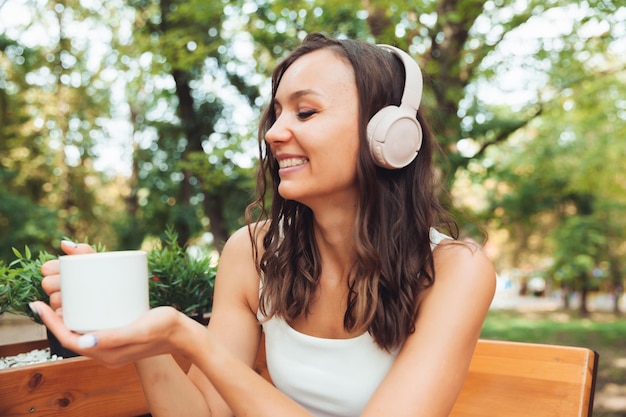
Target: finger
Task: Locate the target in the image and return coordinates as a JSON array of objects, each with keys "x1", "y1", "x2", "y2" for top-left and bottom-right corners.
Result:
[
  {"x1": 41, "y1": 259, "x2": 60, "y2": 276},
  {"x1": 31, "y1": 301, "x2": 103, "y2": 354},
  {"x1": 30, "y1": 301, "x2": 78, "y2": 346},
  {"x1": 41, "y1": 241, "x2": 96, "y2": 276},
  {"x1": 41, "y1": 273, "x2": 60, "y2": 295},
  {"x1": 49, "y1": 291, "x2": 63, "y2": 311},
  {"x1": 61, "y1": 240, "x2": 96, "y2": 255}
]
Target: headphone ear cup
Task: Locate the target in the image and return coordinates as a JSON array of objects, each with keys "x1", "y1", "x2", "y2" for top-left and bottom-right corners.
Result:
[{"x1": 367, "y1": 106, "x2": 423, "y2": 169}]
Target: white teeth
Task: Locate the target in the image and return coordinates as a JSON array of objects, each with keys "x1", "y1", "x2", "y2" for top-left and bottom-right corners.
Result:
[{"x1": 279, "y1": 157, "x2": 308, "y2": 168}]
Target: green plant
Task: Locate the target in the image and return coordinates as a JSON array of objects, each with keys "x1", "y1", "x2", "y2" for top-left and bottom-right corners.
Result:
[
  {"x1": 148, "y1": 227, "x2": 216, "y2": 322},
  {"x1": 0, "y1": 261, "x2": 10, "y2": 316},
  {"x1": 0, "y1": 246, "x2": 55, "y2": 323}
]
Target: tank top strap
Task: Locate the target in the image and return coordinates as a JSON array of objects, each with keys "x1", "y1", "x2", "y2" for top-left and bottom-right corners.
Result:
[{"x1": 429, "y1": 227, "x2": 451, "y2": 249}]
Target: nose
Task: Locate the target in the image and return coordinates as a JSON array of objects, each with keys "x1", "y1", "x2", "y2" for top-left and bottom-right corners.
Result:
[{"x1": 265, "y1": 113, "x2": 293, "y2": 145}]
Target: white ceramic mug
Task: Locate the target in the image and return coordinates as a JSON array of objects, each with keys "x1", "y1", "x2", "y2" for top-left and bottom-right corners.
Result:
[{"x1": 60, "y1": 250, "x2": 150, "y2": 333}]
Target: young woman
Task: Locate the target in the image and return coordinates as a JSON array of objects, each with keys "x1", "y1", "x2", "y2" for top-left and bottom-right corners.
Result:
[{"x1": 32, "y1": 33, "x2": 496, "y2": 417}]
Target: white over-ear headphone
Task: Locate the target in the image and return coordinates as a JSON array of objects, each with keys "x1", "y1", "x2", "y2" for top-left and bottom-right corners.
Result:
[{"x1": 366, "y1": 44, "x2": 423, "y2": 169}]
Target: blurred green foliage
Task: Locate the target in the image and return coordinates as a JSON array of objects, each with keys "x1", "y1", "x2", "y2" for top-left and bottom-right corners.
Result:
[{"x1": 148, "y1": 227, "x2": 216, "y2": 321}]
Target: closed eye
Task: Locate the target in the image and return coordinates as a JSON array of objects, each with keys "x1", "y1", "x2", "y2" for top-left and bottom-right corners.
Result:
[{"x1": 297, "y1": 110, "x2": 316, "y2": 120}]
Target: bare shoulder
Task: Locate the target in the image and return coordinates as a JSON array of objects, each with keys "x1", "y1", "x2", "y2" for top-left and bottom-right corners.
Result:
[
  {"x1": 221, "y1": 222, "x2": 263, "y2": 255},
  {"x1": 214, "y1": 222, "x2": 270, "y2": 314},
  {"x1": 432, "y1": 238, "x2": 496, "y2": 300},
  {"x1": 415, "y1": 237, "x2": 497, "y2": 329},
  {"x1": 221, "y1": 221, "x2": 269, "y2": 257}
]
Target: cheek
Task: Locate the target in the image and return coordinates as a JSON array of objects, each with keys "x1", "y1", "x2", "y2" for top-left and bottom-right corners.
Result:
[
  {"x1": 327, "y1": 132, "x2": 360, "y2": 180},
  {"x1": 313, "y1": 111, "x2": 361, "y2": 170},
  {"x1": 343, "y1": 128, "x2": 362, "y2": 166}
]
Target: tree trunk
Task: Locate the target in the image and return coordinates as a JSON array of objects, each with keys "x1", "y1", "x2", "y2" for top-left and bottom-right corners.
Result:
[
  {"x1": 171, "y1": 70, "x2": 197, "y2": 246},
  {"x1": 614, "y1": 283, "x2": 623, "y2": 315},
  {"x1": 609, "y1": 257, "x2": 623, "y2": 315},
  {"x1": 562, "y1": 286, "x2": 571, "y2": 310},
  {"x1": 202, "y1": 194, "x2": 228, "y2": 251},
  {"x1": 579, "y1": 273, "x2": 589, "y2": 317}
]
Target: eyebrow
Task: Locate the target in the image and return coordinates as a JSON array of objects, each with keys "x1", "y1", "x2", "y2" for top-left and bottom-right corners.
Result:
[{"x1": 273, "y1": 89, "x2": 322, "y2": 106}]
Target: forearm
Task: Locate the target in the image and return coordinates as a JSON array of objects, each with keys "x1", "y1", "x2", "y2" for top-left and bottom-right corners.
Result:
[{"x1": 135, "y1": 355, "x2": 212, "y2": 417}]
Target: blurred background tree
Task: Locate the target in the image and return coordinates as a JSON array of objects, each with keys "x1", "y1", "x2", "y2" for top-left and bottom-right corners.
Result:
[{"x1": 1, "y1": 0, "x2": 624, "y2": 314}]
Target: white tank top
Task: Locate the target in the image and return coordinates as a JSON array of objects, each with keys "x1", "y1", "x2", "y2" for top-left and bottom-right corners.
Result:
[{"x1": 259, "y1": 228, "x2": 449, "y2": 417}]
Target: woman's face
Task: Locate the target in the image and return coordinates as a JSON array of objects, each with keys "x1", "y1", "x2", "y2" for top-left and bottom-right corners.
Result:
[{"x1": 265, "y1": 49, "x2": 361, "y2": 209}]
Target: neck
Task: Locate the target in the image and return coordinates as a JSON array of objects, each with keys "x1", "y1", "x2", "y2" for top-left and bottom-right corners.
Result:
[{"x1": 311, "y1": 207, "x2": 357, "y2": 282}]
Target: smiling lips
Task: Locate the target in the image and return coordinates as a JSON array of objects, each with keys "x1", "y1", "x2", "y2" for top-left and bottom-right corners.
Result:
[{"x1": 278, "y1": 157, "x2": 309, "y2": 169}]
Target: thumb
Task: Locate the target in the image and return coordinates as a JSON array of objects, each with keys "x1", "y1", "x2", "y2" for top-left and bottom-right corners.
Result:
[
  {"x1": 29, "y1": 301, "x2": 85, "y2": 350},
  {"x1": 60, "y1": 240, "x2": 97, "y2": 255}
]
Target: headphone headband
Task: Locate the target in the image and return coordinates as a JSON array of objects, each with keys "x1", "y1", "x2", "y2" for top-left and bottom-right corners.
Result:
[{"x1": 377, "y1": 44, "x2": 423, "y2": 112}]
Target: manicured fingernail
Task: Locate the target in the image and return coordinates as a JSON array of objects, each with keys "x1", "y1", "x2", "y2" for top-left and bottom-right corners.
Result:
[
  {"x1": 78, "y1": 334, "x2": 98, "y2": 349},
  {"x1": 29, "y1": 302, "x2": 39, "y2": 316},
  {"x1": 29, "y1": 302, "x2": 42, "y2": 323},
  {"x1": 61, "y1": 240, "x2": 78, "y2": 248}
]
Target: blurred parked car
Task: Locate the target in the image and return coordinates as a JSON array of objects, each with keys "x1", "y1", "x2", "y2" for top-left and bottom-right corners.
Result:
[{"x1": 527, "y1": 277, "x2": 546, "y2": 297}]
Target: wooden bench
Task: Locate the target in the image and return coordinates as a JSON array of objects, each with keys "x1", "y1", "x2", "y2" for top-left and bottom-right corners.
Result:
[
  {"x1": 449, "y1": 339, "x2": 598, "y2": 417},
  {"x1": 0, "y1": 338, "x2": 598, "y2": 416}
]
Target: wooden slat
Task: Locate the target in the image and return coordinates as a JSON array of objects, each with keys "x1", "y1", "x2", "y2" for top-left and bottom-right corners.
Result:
[
  {"x1": 449, "y1": 340, "x2": 598, "y2": 417},
  {"x1": 0, "y1": 340, "x2": 49, "y2": 357}
]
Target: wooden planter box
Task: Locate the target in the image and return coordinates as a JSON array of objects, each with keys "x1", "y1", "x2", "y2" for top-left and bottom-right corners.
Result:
[
  {"x1": 0, "y1": 339, "x2": 157, "y2": 417},
  {"x1": 1, "y1": 336, "x2": 270, "y2": 417}
]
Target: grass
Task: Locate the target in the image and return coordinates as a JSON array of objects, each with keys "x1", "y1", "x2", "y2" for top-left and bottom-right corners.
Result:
[{"x1": 482, "y1": 309, "x2": 626, "y2": 417}]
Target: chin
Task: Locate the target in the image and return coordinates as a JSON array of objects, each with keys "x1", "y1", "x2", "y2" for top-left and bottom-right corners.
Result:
[
  {"x1": 277, "y1": 185, "x2": 308, "y2": 205},
  {"x1": 277, "y1": 188, "x2": 299, "y2": 202}
]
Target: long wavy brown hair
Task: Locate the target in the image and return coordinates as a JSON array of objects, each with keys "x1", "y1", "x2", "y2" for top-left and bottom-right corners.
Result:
[{"x1": 245, "y1": 33, "x2": 458, "y2": 351}]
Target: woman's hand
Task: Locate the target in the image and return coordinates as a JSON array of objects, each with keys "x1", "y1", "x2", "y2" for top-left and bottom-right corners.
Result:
[
  {"x1": 30, "y1": 301, "x2": 202, "y2": 367},
  {"x1": 41, "y1": 240, "x2": 96, "y2": 312}
]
